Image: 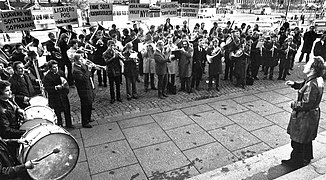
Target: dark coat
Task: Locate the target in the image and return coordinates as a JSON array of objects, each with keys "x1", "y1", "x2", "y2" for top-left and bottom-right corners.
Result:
[
  {"x1": 207, "y1": 47, "x2": 223, "y2": 76},
  {"x1": 0, "y1": 99, "x2": 25, "y2": 139},
  {"x1": 279, "y1": 42, "x2": 297, "y2": 68},
  {"x1": 263, "y1": 42, "x2": 279, "y2": 67},
  {"x1": 313, "y1": 41, "x2": 326, "y2": 61},
  {"x1": 250, "y1": 40, "x2": 263, "y2": 66},
  {"x1": 93, "y1": 44, "x2": 107, "y2": 66},
  {"x1": 9, "y1": 73, "x2": 36, "y2": 109},
  {"x1": 42, "y1": 70, "x2": 70, "y2": 111},
  {"x1": 287, "y1": 76, "x2": 324, "y2": 143},
  {"x1": 302, "y1": 31, "x2": 318, "y2": 53},
  {"x1": 103, "y1": 49, "x2": 122, "y2": 77},
  {"x1": 72, "y1": 64, "x2": 94, "y2": 106},
  {"x1": 178, "y1": 47, "x2": 193, "y2": 78},
  {"x1": 123, "y1": 51, "x2": 138, "y2": 77},
  {"x1": 0, "y1": 139, "x2": 27, "y2": 180},
  {"x1": 154, "y1": 49, "x2": 169, "y2": 76},
  {"x1": 58, "y1": 40, "x2": 70, "y2": 63},
  {"x1": 9, "y1": 51, "x2": 26, "y2": 65},
  {"x1": 192, "y1": 47, "x2": 207, "y2": 76}
]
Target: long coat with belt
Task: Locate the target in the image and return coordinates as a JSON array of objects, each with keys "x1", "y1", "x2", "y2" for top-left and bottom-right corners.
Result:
[
  {"x1": 72, "y1": 64, "x2": 94, "y2": 106},
  {"x1": 178, "y1": 47, "x2": 193, "y2": 78},
  {"x1": 154, "y1": 49, "x2": 169, "y2": 76},
  {"x1": 9, "y1": 73, "x2": 36, "y2": 109},
  {"x1": 42, "y1": 70, "x2": 70, "y2": 112},
  {"x1": 287, "y1": 76, "x2": 324, "y2": 143}
]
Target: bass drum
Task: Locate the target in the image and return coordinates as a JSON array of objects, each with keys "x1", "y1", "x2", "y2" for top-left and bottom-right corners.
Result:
[
  {"x1": 20, "y1": 118, "x2": 54, "y2": 131},
  {"x1": 29, "y1": 96, "x2": 48, "y2": 106},
  {"x1": 19, "y1": 123, "x2": 79, "y2": 180}
]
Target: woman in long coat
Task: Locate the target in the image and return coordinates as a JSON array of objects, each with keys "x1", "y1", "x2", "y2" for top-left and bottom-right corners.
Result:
[{"x1": 283, "y1": 56, "x2": 325, "y2": 168}]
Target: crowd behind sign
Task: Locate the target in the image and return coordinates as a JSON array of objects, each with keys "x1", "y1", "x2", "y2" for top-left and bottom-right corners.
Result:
[{"x1": 0, "y1": 9, "x2": 36, "y2": 32}]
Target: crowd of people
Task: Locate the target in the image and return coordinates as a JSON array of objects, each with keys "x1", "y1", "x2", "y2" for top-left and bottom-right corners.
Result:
[{"x1": 0, "y1": 16, "x2": 325, "y2": 178}]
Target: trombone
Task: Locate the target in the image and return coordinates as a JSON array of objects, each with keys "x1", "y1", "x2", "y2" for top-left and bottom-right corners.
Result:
[{"x1": 81, "y1": 58, "x2": 107, "y2": 70}]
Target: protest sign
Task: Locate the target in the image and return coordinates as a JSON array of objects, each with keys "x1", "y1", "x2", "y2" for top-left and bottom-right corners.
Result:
[
  {"x1": 160, "y1": 2, "x2": 178, "y2": 17},
  {"x1": 0, "y1": 9, "x2": 35, "y2": 32},
  {"x1": 89, "y1": 3, "x2": 113, "y2": 22},
  {"x1": 129, "y1": 0, "x2": 150, "y2": 20},
  {"x1": 181, "y1": 3, "x2": 199, "y2": 18},
  {"x1": 53, "y1": 6, "x2": 78, "y2": 26}
]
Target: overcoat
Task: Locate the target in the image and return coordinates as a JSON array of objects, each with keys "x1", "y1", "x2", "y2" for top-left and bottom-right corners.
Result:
[
  {"x1": 72, "y1": 64, "x2": 94, "y2": 106},
  {"x1": 9, "y1": 73, "x2": 36, "y2": 109},
  {"x1": 287, "y1": 76, "x2": 324, "y2": 143},
  {"x1": 207, "y1": 47, "x2": 223, "y2": 76},
  {"x1": 178, "y1": 47, "x2": 193, "y2": 78},
  {"x1": 153, "y1": 49, "x2": 169, "y2": 76},
  {"x1": 301, "y1": 31, "x2": 318, "y2": 53}
]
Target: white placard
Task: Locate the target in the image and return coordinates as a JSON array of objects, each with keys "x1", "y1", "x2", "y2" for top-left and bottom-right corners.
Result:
[
  {"x1": 89, "y1": 3, "x2": 113, "y2": 22},
  {"x1": 0, "y1": 10, "x2": 35, "y2": 32},
  {"x1": 128, "y1": 0, "x2": 150, "y2": 20},
  {"x1": 160, "y1": 2, "x2": 178, "y2": 17},
  {"x1": 53, "y1": 6, "x2": 78, "y2": 26},
  {"x1": 181, "y1": 3, "x2": 199, "y2": 18}
]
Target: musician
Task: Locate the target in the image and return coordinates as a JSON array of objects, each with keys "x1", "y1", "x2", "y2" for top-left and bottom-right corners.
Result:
[
  {"x1": 278, "y1": 36, "x2": 297, "y2": 81},
  {"x1": 9, "y1": 61, "x2": 37, "y2": 109},
  {"x1": 154, "y1": 40, "x2": 170, "y2": 99},
  {"x1": 72, "y1": 54, "x2": 93, "y2": 128},
  {"x1": 232, "y1": 37, "x2": 250, "y2": 89},
  {"x1": 122, "y1": 29, "x2": 132, "y2": 47},
  {"x1": 181, "y1": 20, "x2": 190, "y2": 35},
  {"x1": 0, "y1": 136, "x2": 38, "y2": 180},
  {"x1": 223, "y1": 21, "x2": 233, "y2": 34},
  {"x1": 178, "y1": 40, "x2": 193, "y2": 93},
  {"x1": 103, "y1": 40, "x2": 122, "y2": 104},
  {"x1": 67, "y1": 40, "x2": 79, "y2": 62},
  {"x1": 109, "y1": 24, "x2": 121, "y2": 41},
  {"x1": 66, "y1": 25, "x2": 78, "y2": 42},
  {"x1": 93, "y1": 39, "x2": 108, "y2": 87},
  {"x1": 58, "y1": 33, "x2": 74, "y2": 87},
  {"x1": 25, "y1": 38, "x2": 44, "y2": 58},
  {"x1": 206, "y1": 39, "x2": 223, "y2": 91},
  {"x1": 9, "y1": 44, "x2": 26, "y2": 65},
  {"x1": 299, "y1": 26, "x2": 318, "y2": 63},
  {"x1": 166, "y1": 35, "x2": 178, "y2": 89},
  {"x1": 0, "y1": 62, "x2": 11, "y2": 80},
  {"x1": 250, "y1": 32, "x2": 264, "y2": 80},
  {"x1": 209, "y1": 22, "x2": 218, "y2": 38},
  {"x1": 21, "y1": 30, "x2": 35, "y2": 47},
  {"x1": 223, "y1": 30, "x2": 240, "y2": 81},
  {"x1": 44, "y1": 32, "x2": 61, "y2": 62},
  {"x1": 262, "y1": 36, "x2": 279, "y2": 80},
  {"x1": 147, "y1": 25, "x2": 156, "y2": 37},
  {"x1": 123, "y1": 43, "x2": 138, "y2": 100},
  {"x1": 141, "y1": 41, "x2": 156, "y2": 92},
  {"x1": 163, "y1": 18, "x2": 173, "y2": 33},
  {"x1": 23, "y1": 51, "x2": 44, "y2": 90},
  {"x1": 191, "y1": 38, "x2": 207, "y2": 91},
  {"x1": 43, "y1": 60, "x2": 74, "y2": 129}
]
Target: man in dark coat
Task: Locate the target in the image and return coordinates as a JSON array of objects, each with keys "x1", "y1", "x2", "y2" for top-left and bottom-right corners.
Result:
[
  {"x1": 58, "y1": 33, "x2": 74, "y2": 86},
  {"x1": 154, "y1": 40, "x2": 170, "y2": 99},
  {"x1": 72, "y1": 54, "x2": 93, "y2": 128},
  {"x1": 43, "y1": 60, "x2": 74, "y2": 128},
  {"x1": 191, "y1": 38, "x2": 207, "y2": 91},
  {"x1": 299, "y1": 26, "x2": 318, "y2": 63},
  {"x1": 263, "y1": 36, "x2": 279, "y2": 80},
  {"x1": 313, "y1": 34, "x2": 326, "y2": 61},
  {"x1": 9, "y1": 61, "x2": 37, "y2": 109},
  {"x1": 9, "y1": 44, "x2": 26, "y2": 65},
  {"x1": 44, "y1": 32, "x2": 62, "y2": 62},
  {"x1": 207, "y1": 39, "x2": 223, "y2": 91}
]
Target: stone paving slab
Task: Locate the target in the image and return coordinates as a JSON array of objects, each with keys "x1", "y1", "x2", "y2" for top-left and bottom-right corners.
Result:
[
  {"x1": 148, "y1": 166, "x2": 200, "y2": 180},
  {"x1": 134, "y1": 141, "x2": 190, "y2": 177},
  {"x1": 227, "y1": 111, "x2": 274, "y2": 131},
  {"x1": 151, "y1": 110, "x2": 194, "y2": 130},
  {"x1": 118, "y1": 115, "x2": 155, "y2": 129},
  {"x1": 275, "y1": 101, "x2": 293, "y2": 113},
  {"x1": 254, "y1": 91, "x2": 292, "y2": 104},
  {"x1": 208, "y1": 99, "x2": 249, "y2": 116},
  {"x1": 181, "y1": 104, "x2": 214, "y2": 115},
  {"x1": 243, "y1": 100, "x2": 284, "y2": 116},
  {"x1": 251, "y1": 125, "x2": 290, "y2": 148},
  {"x1": 232, "y1": 142, "x2": 271, "y2": 160},
  {"x1": 85, "y1": 140, "x2": 137, "y2": 175},
  {"x1": 232, "y1": 95, "x2": 260, "y2": 104},
  {"x1": 122, "y1": 123, "x2": 170, "y2": 149},
  {"x1": 208, "y1": 124, "x2": 261, "y2": 151},
  {"x1": 264, "y1": 111, "x2": 292, "y2": 129},
  {"x1": 189, "y1": 110, "x2": 234, "y2": 131},
  {"x1": 166, "y1": 124, "x2": 216, "y2": 151},
  {"x1": 91, "y1": 164, "x2": 147, "y2": 180}
]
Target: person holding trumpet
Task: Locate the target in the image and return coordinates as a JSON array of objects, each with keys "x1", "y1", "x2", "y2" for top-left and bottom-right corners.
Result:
[
  {"x1": 123, "y1": 43, "x2": 138, "y2": 100},
  {"x1": 207, "y1": 38, "x2": 223, "y2": 91},
  {"x1": 103, "y1": 40, "x2": 123, "y2": 104}
]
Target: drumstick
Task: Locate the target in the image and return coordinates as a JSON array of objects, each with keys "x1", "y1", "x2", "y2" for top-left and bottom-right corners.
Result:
[{"x1": 36, "y1": 148, "x2": 60, "y2": 162}]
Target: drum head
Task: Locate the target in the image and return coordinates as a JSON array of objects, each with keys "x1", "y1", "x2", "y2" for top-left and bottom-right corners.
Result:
[
  {"x1": 24, "y1": 105, "x2": 56, "y2": 123},
  {"x1": 29, "y1": 96, "x2": 48, "y2": 106},
  {"x1": 25, "y1": 133, "x2": 79, "y2": 180},
  {"x1": 20, "y1": 118, "x2": 53, "y2": 131}
]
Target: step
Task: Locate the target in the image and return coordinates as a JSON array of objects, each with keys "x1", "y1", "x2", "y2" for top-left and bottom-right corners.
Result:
[
  {"x1": 313, "y1": 173, "x2": 326, "y2": 180},
  {"x1": 188, "y1": 131, "x2": 326, "y2": 180},
  {"x1": 274, "y1": 157, "x2": 326, "y2": 180}
]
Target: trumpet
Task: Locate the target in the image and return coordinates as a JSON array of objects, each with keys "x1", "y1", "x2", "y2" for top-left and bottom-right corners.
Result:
[
  {"x1": 113, "y1": 48, "x2": 126, "y2": 60},
  {"x1": 82, "y1": 58, "x2": 107, "y2": 70}
]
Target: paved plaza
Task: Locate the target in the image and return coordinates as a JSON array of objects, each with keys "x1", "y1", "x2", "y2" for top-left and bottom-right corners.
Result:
[{"x1": 61, "y1": 62, "x2": 326, "y2": 180}]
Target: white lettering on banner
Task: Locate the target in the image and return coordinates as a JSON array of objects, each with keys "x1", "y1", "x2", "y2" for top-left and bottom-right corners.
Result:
[
  {"x1": 89, "y1": 3, "x2": 113, "y2": 22},
  {"x1": 53, "y1": 6, "x2": 78, "y2": 26},
  {"x1": 0, "y1": 9, "x2": 35, "y2": 32}
]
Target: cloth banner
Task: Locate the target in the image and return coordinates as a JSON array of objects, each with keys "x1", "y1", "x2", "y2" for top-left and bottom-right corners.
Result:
[
  {"x1": 53, "y1": 6, "x2": 78, "y2": 26},
  {"x1": 0, "y1": 9, "x2": 35, "y2": 32},
  {"x1": 128, "y1": 0, "x2": 150, "y2": 20},
  {"x1": 160, "y1": 2, "x2": 178, "y2": 17},
  {"x1": 181, "y1": 3, "x2": 199, "y2": 18},
  {"x1": 89, "y1": 3, "x2": 113, "y2": 22}
]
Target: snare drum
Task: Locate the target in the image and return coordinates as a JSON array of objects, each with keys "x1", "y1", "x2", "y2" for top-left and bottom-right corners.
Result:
[
  {"x1": 19, "y1": 123, "x2": 79, "y2": 180},
  {"x1": 29, "y1": 96, "x2": 48, "y2": 106},
  {"x1": 24, "y1": 105, "x2": 56, "y2": 123}
]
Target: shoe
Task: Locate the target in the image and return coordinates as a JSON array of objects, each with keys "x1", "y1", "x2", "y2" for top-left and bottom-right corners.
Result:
[
  {"x1": 104, "y1": 84, "x2": 107, "y2": 87},
  {"x1": 263, "y1": 77, "x2": 267, "y2": 80},
  {"x1": 179, "y1": 88, "x2": 185, "y2": 92},
  {"x1": 132, "y1": 95, "x2": 138, "y2": 99},
  {"x1": 66, "y1": 125, "x2": 75, "y2": 129},
  {"x1": 254, "y1": 77, "x2": 259, "y2": 80},
  {"x1": 216, "y1": 87, "x2": 220, "y2": 91},
  {"x1": 277, "y1": 77, "x2": 282, "y2": 80},
  {"x1": 151, "y1": 87, "x2": 158, "y2": 90},
  {"x1": 117, "y1": 98, "x2": 122, "y2": 102},
  {"x1": 91, "y1": 107, "x2": 95, "y2": 110},
  {"x1": 82, "y1": 124, "x2": 92, "y2": 128},
  {"x1": 110, "y1": 99, "x2": 115, "y2": 104},
  {"x1": 127, "y1": 97, "x2": 132, "y2": 101},
  {"x1": 281, "y1": 159, "x2": 304, "y2": 168},
  {"x1": 162, "y1": 93, "x2": 168, "y2": 97},
  {"x1": 145, "y1": 88, "x2": 148, "y2": 92},
  {"x1": 99, "y1": 84, "x2": 103, "y2": 87},
  {"x1": 158, "y1": 95, "x2": 165, "y2": 99}
]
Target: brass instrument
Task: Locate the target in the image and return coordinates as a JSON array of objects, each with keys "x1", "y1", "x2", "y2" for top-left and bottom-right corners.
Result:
[
  {"x1": 285, "y1": 43, "x2": 291, "y2": 59},
  {"x1": 82, "y1": 58, "x2": 107, "y2": 70},
  {"x1": 113, "y1": 47, "x2": 126, "y2": 60}
]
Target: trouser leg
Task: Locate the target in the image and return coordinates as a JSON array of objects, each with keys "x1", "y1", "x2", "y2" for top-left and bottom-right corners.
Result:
[
  {"x1": 109, "y1": 77, "x2": 115, "y2": 100},
  {"x1": 150, "y1": 73, "x2": 156, "y2": 89},
  {"x1": 54, "y1": 109, "x2": 63, "y2": 126},
  {"x1": 115, "y1": 76, "x2": 121, "y2": 99},
  {"x1": 144, "y1": 73, "x2": 149, "y2": 89}
]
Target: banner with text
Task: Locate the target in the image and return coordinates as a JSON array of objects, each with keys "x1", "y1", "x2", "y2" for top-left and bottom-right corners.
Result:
[
  {"x1": 181, "y1": 3, "x2": 199, "y2": 18},
  {"x1": 128, "y1": 0, "x2": 150, "y2": 20},
  {"x1": 53, "y1": 6, "x2": 78, "y2": 26},
  {"x1": 160, "y1": 2, "x2": 178, "y2": 17},
  {"x1": 0, "y1": 9, "x2": 35, "y2": 32},
  {"x1": 89, "y1": 3, "x2": 113, "y2": 22}
]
